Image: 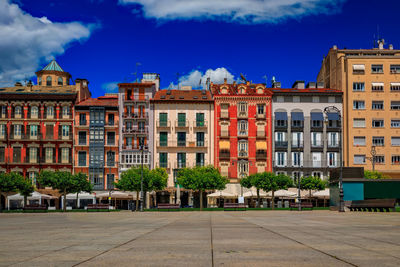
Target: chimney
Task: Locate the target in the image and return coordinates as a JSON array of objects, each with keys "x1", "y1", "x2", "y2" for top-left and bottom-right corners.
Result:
[
  {"x1": 389, "y1": 44, "x2": 394, "y2": 50},
  {"x1": 378, "y1": 39, "x2": 384, "y2": 50},
  {"x1": 317, "y1": 82, "x2": 324, "y2": 88},
  {"x1": 306, "y1": 82, "x2": 316, "y2": 88},
  {"x1": 224, "y1": 78, "x2": 227, "y2": 84},
  {"x1": 233, "y1": 81, "x2": 236, "y2": 86},
  {"x1": 180, "y1": 85, "x2": 192, "y2": 91},
  {"x1": 333, "y1": 45, "x2": 337, "y2": 50},
  {"x1": 246, "y1": 81, "x2": 250, "y2": 85},
  {"x1": 292, "y1": 80, "x2": 305, "y2": 89},
  {"x1": 272, "y1": 82, "x2": 281, "y2": 88}
]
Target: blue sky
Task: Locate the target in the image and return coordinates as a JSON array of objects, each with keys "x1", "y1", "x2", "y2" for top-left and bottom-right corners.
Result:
[{"x1": 1, "y1": 0, "x2": 400, "y2": 97}]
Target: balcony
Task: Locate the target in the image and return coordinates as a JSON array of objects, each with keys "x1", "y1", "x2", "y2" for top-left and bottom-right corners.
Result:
[
  {"x1": 123, "y1": 112, "x2": 149, "y2": 119},
  {"x1": 311, "y1": 141, "x2": 324, "y2": 149},
  {"x1": 194, "y1": 120, "x2": 208, "y2": 128},
  {"x1": 256, "y1": 150, "x2": 267, "y2": 160},
  {"x1": 122, "y1": 126, "x2": 148, "y2": 135},
  {"x1": 175, "y1": 120, "x2": 189, "y2": 128},
  {"x1": 274, "y1": 122, "x2": 287, "y2": 131},
  {"x1": 122, "y1": 144, "x2": 149, "y2": 150},
  {"x1": 237, "y1": 111, "x2": 248, "y2": 119},
  {"x1": 157, "y1": 120, "x2": 171, "y2": 128},
  {"x1": 220, "y1": 130, "x2": 230, "y2": 138},
  {"x1": 219, "y1": 150, "x2": 230, "y2": 160},
  {"x1": 256, "y1": 113, "x2": 266, "y2": 119},
  {"x1": 257, "y1": 131, "x2": 265, "y2": 138},
  {"x1": 125, "y1": 95, "x2": 150, "y2": 103},
  {"x1": 275, "y1": 141, "x2": 288, "y2": 148},
  {"x1": 328, "y1": 142, "x2": 339, "y2": 148},
  {"x1": 291, "y1": 141, "x2": 304, "y2": 149},
  {"x1": 237, "y1": 130, "x2": 248, "y2": 138},
  {"x1": 238, "y1": 150, "x2": 248, "y2": 158}
]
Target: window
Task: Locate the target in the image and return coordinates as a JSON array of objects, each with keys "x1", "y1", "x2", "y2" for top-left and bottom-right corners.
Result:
[
  {"x1": 291, "y1": 112, "x2": 304, "y2": 127},
  {"x1": 292, "y1": 172, "x2": 303, "y2": 182},
  {"x1": 328, "y1": 132, "x2": 339, "y2": 147},
  {"x1": 159, "y1": 113, "x2": 168, "y2": 126},
  {"x1": 177, "y1": 153, "x2": 186, "y2": 168},
  {"x1": 126, "y1": 137, "x2": 132, "y2": 147},
  {"x1": 312, "y1": 153, "x2": 322, "y2": 167},
  {"x1": 312, "y1": 171, "x2": 322, "y2": 178},
  {"x1": 15, "y1": 106, "x2": 22, "y2": 116},
  {"x1": 29, "y1": 148, "x2": 37, "y2": 163},
  {"x1": 372, "y1": 136, "x2": 384, "y2": 146},
  {"x1": 196, "y1": 132, "x2": 205, "y2": 147},
  {"x1": 276, "y1": 96, "x2": 284, "y2": 102},
  {"x1": 79, "y1": 114, "x2": 86, "y2": 125},
  {"x1": 391, "y1": 120, "x2": 400, "y2": 128},
  {"x1": 14, "y1": 124, "x2": 22, "y2": 137},
  {"x1": 238, "y1": 102, "x2": 247, "y2": 114},
  {"x1": 372, "y1": 101, "x2": 384, "y2": 110},
  {"x1": 392, "y1": 155, "x2": 400, "y2": 165},
  {"x1": 159, "y1": 153, "x2": 168, "y2": 168},
  {"x1": 353, "y1": 136, "x2": 366, "y2": 146},
  {"x1": 238, "y1": 120, "x2": 248, "y2": 136},
  {"x1": 292, "y1": 152, "x2": 303, "y2": 167},
  {"x1": 291, "y1": 132, "x2": 303, "y2": 148},
  {"x1": 62, "y1": 106, "x2": 69, "y2": 117},
  {"x1": 391, "y1": 137, "x2": 400, "y2": 146},
  {"x1": 30, "y1": 106, "x2": 38, "y2": 118},
  {"x1": 312, "y1": 96, "x2": 319, "y2": 103},
  {"x1": 58, "y1": 77, "x2": 63, "y2": 85},
  {"x1": 78, "y1": 151, "x2": 86, "y2": 166},
  {"x1": 390, "y1": 101, "x2": 400, "y2": 110},
  {"x1": 108, "y1": 114, "x2": 114, "y2": 126},
  {"x1": 372, "y1": 120, "x2": 384, "y2": 128},
  {"x1": 159, "y1": 132, "x2": 168, "y2": 146},
  {"x1": 275, "y1": 152, "x2": 286, "y2": 167},
  {"x1": 371, "y1": 83, "x2": 384, "y2": 91},
  {"x1": 61, "y1": 148, "x2": 69, "y2": 163},
  {"x1": 13, "y1": 147, "x2": 21, "y2": 163},
  {"x1": 353, "y1": 118, "x2": 365, "y2": 128},
  {"x1": 196, "y1": 153, "x2": 205, "y2": 167},
  {"x1": 375, "y1": 156, "x2": 385, "y2": 164},
  {"x1": 0, "y1": 105, "x2": 7, "y2": 118},
  {"x1": 371, "y1": 64, "x2": 383, "y2": 73},
  {"x1": 177, "y1": 113, "x2": 186, "y2": 127},
  {"x1": 353, "y1": 100, "x2": 365, "y2": 110},
  {"x1": 311, "y1": 132, "x2": 322, "y2": 147},
  {"x1": 353, "y1": 82, "x2": 365, "y2": 91},
  {"x1": 390, "y1": 65, "x2": 400, "y2": 73},
  {"x1": 311, "y1": 119, "x2": 322, "y2": 128},
  {"x1": 177, "y1": 132, "x2": 186, "y2": 146},
  {"x1": 238, "y1": 161, "x2": 248, "y2": 177},
  {"x1": 327, "y1": 152, "x2": 337, "y2": 167},
  {"x1": 390, "y1": 83, "x2": 400, "y2": 91},
  {"x1": 107, "y1": 132, "x2": 115, "y2": 145},
  {"x1": 352, "y1": 64, "x2": 365, "y2": 74},
  {"x1": 62, "y1": 125, "x2": 69, "y2": 137},
  {"x1": 46, "y1": 76, "x2": 52, "y2": 86},
  {"x1": 328, "y1": 96, "x2": 335, "y2": 103},
  {"x1": 45, "y1": 148, "x2": 53, "y2": 163},
  {"x1": 107, "y1": 174, "x2": 115, "y2": 190},
  {"x1": 76, "y1": 132, "x2": 85, "y2": 145},
  {"x1": 257, "y1": 104, "x2": 265, "y2": 115},
  {"x1": 0, "y1": 125, "x2": 5, "y2": 138},
  {"x1": 354, "y1": 155, "x2": 366, "y2": 164},
  {"x1": 293, "y1": 96, "x2": 300, "y2": 103},
  {"x1": 196, "y1": 113, "x2": 205, "y2": 126},
  {"x1": 107, "y1": 151, "x2": 115, "y2": 166},
  {"x1": 238, "y1": 141, "x2": 248, "y2": 157},
  {"x1": 47, "y1": 106, "x2": 54, "y2": 118},
  {"x1": 30, "y1": 125, "x2": 38, "y2": 138},
  {"x1": 38, "y1": 77, "x2": 42, "y2": 85}
]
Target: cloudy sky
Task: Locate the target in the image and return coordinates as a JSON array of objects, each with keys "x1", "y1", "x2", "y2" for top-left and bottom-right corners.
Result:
[{"x1": 1, "y1": 0, "x2": 399, "y2": 96}]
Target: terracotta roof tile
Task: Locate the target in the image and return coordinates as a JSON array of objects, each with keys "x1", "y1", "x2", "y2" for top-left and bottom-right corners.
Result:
[
  {"x1": 152, "y1": 89, "x2": 213, "y2": 102},
  {"x1": 76, "y1": 96, "x2": 118, "y2": 107}
]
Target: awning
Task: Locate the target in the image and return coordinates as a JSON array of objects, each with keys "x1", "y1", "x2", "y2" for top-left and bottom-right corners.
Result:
[
  {"x1": 256, "y1": 141, "x2": 267, "y2": 150},
  {"x1": 391, "y1": 82, "x2": 400, "y2": 86},
  {"x1": 327, "y1": 112, "x2": 340, "y2": 121},
  {"x1": 352, "y1": 64, "x2": 365, "y2": 71},
  {"x1": 310, "y1": 112, "x2": 324, "y2": 121},
  {"x1": 291, "y1": 112, "x2": 304, "y2": 121},
  {"x1": 219, "y1": 140, "x2": 230, "y2": 150},
  {"x1": 371, "y1": 82, "x2": 384, "y2": 86},
  {"x1": 275, "y1": 112, "x2": 287, "y2": 120}
]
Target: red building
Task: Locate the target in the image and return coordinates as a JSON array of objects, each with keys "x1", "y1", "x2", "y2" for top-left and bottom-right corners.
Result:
[{"x1": 211, "y1": 80, "x2": 273, "y2": 182}]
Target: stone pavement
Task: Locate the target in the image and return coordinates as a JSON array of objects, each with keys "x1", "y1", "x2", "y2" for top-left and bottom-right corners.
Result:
[{"x1": 0, "y1": 211, "x2": 399, "y2": 267}]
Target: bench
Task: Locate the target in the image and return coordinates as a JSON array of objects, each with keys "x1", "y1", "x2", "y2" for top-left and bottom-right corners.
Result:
[
  {"x1": 87, "y1": 204, "x2": 110, "y2": 212},
  {"x1": 349, "y1": 199, "x2": 396, "y2": 212},
  {"x1": 224, "y1": 203, "x2": 246, "y2": 211},
  {"x1": 289, "y1": 202, "x2": 313, "y2": 210},
  {"x1": 157, "y1": 203, "x2": 180, "y2": 211},
  {"x1": 23, "y1": 205, "x2": 47, "y2": 211}
]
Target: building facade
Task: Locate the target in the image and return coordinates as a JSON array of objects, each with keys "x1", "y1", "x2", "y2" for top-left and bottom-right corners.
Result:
[
  {"x1": 271, "y1": 81, "x2": 342, "y2": 180},
  {"x1": 0, "y1": 60, "x2": 90, "y2": 182},
  {"x1": 74, "y1": 95, "x2": 119, "y2": 190},
  {"x1": 211, "y1": 80, "x2": 273, "y2": 183},
  {"x1": 118, "y1": 74, "x2": 159, "y2": 175},
  {"x1": 317, "y1": 42, "x2": 400, "y2": 177},
  {"x1": 151, "y1": 88, "x2": 214, "y2": 204}
]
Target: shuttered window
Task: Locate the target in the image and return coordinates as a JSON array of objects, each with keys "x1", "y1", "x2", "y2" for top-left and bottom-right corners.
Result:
[
  {"x1": 391, "y1": 137, "x2": 400, "y2": 146},
  {"x1": 353, "y1": 136, "x2": 365, "y2": 146},
  {"x1": 353, "y1": 118, "x2": 365, "y2": 128},
  {"x1": 354, "y1": 155, "x2": 366, "y2": 164}
]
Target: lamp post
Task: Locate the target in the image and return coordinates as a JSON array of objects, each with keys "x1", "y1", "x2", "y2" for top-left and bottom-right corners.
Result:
[
  {"x1": 324, "y1": 106, "x2": 344, "y2": 213},
  {"x1": 108, "y1": 148, "x2": 113, "y2": 208},
  {"x1": 366, "y1": 145, "x2": 377, "y2": 171},
  {"x1": 139, "y1": 138, "x2": 144, "y2": 212}
]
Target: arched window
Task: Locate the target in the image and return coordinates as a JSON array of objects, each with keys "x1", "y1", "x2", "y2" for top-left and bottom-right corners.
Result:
[
  {"x1": 62, "y1": 106, "x2": 70, "y2": 117},
  {"x1": 58, "y1": 77, "x2": 63, "y2": 85},
  {"x1": 47, "y1": 106, "x2": 54, "y2": 117},
  {"x1": 14, "y1": 106, "x2": 22, "y2": 117},
  {"x1": 31, "y1": 106, "x2": 38, "y2": 118},
  {"x1": 46, "y1": 76, "x2": 52, "y2": 86},
  {"x1": 38, "y1": 77, "x2": 42, "y2": 85}
]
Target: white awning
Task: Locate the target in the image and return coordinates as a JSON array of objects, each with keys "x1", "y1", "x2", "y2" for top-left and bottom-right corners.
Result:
[
  {"x1": 371, "y1": 82, "x2": 384, "y2": 86},
  {"x1": 352, "y1": 64, "x2": 365, "y2": 71},
  {"x1": 391, "y1": 82, "x2": 400, "y2": 86}
]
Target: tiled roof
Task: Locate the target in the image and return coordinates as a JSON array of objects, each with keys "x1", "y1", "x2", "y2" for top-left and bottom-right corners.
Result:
[
  {"x1": 76, "y1": 96, "x2": 118, "y2": 107},
  {"x1": 211, "y1": 82, "x2": 273, "y2": 96},
  {"x1": 0, "y1": 85, "x2": 76, "y2": 94},
  {"x1": 118, "y1": 82, "x2": 154, "y2": 87},
  {"x1": 153, "y1": 89, "x2": 213, "y2": 102},
  {"x1": 42, "y1": 59, "x2": 64, "y2": 72},
  {"x1": 271, "y1": 88, "x2": 342, "y2": 94}
]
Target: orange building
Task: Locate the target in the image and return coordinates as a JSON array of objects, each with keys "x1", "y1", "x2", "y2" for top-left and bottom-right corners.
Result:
[{"x1": 74, "y1": 95, "x2": 119, "y2": 190}]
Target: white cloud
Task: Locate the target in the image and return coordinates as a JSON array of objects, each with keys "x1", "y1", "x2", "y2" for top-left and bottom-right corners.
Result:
[
  {"x1": 101, "y1": 82, "x2": 119, "y2": 93},
  {"x1": 171, "y1": 67, "x2": 236, "y2": 89},
  {"x1": 0, "y1": 0, "x2": 94, "y2": 86},
  {"x1": 119, "y1": 0, "x2": 345, "y2": 24}
]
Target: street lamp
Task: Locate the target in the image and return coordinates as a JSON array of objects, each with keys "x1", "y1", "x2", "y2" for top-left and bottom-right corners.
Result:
[
  {"x1": 139, "y1": 138, "x2": 144, "y2": 212},
  {"x1": 324, "y1": 106, "x2": 344, "y2": 213},
  {"x1": 366, "y1": 145, "x2": 377, "y2": 171}
]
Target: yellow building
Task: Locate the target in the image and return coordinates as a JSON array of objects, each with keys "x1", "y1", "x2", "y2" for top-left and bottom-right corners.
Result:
[{"x1": 317, "y1": 41, "x2": 400, "y2": 177}]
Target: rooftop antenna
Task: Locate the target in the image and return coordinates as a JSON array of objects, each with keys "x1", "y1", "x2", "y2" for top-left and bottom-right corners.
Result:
[
  {"x1": 132, "y1": 62, "x2": 141, "y2": 82},
  {"x1": 240, "y1": 73, "x2": 247, "y2": 83}
]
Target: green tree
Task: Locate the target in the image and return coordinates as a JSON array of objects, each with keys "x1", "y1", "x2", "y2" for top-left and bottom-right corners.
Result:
[
  {"x1": 240, "y1": 173, "x2": 270, "y2": 208},
  {"x1": 0, "y1": 173, "x2": 20, "y2": 212},
  {"x1": 38, "y1": 171, "x2": 75, "y2": 212},
  {"x1": 364, "y1": 170, "x2": 389, "y2": 180},
  {"x1": 115, "y1": 167, "x2": 168, "y2": 211},
  {"x1": 17, "y1": 177, "x2": 34, "y2": 207},
  {"x1": 177, "y1": 166, "x2": 228, "y2": 211},
  {"x1": 270, "y1": 173, "x2": 293, "y2": 210},
  {"x1": 300, "y1": 176, "x2": 327, "y2": 198},
  {"x1": 71, "y1": 172, "x2": 92, "y2": 208}
]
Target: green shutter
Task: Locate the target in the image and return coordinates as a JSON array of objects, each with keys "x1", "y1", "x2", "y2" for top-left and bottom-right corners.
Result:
[
  {"x1": 160, "y1": 132, "x2": 167, "y2": 146},
  {"x1": 159, "y1": 153, "x2": 167, "y2": 168},
  {"x1": 178, "y1": 113, "x2": 186, "y2": 127},
  {"x1": 159, "y1": 113, "x2": 167, "y2": 127},
  {"x1": 196, "y1": 113, "x2": 204, "y2": 126}
]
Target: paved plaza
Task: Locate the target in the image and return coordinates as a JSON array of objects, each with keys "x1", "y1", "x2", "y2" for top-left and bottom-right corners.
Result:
[{"x1": 0, "y1": 211, "x2": 399, "y2": 267}]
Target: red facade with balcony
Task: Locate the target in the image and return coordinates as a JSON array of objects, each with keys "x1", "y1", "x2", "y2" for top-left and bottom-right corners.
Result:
[{"x1": 212, "y1": 81, "x2": 273, "y2": 182}]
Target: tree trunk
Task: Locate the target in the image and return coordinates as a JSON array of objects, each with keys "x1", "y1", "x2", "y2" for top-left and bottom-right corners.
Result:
[
  {"x1": 271, "y1": 190, "x2": 275, "y2": 210},
  {"x1": 256, "y1": 188, "x2": 260, "y2": 208},
  {"x1": 136, "y1": 191, "x2": 139, "y2": 211},
  {"x1": 63, "y1": 190, "x2": 67, "y2": 212},
  {"x1": 76, "y1": 192, "x2": 79, "y2": 209},
  {"x1": 199, "y1": 190, "x2": 203, "y2": 211},
  {"x1": 24, "y1": 195, "x2": 27, "y2": 207}
]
